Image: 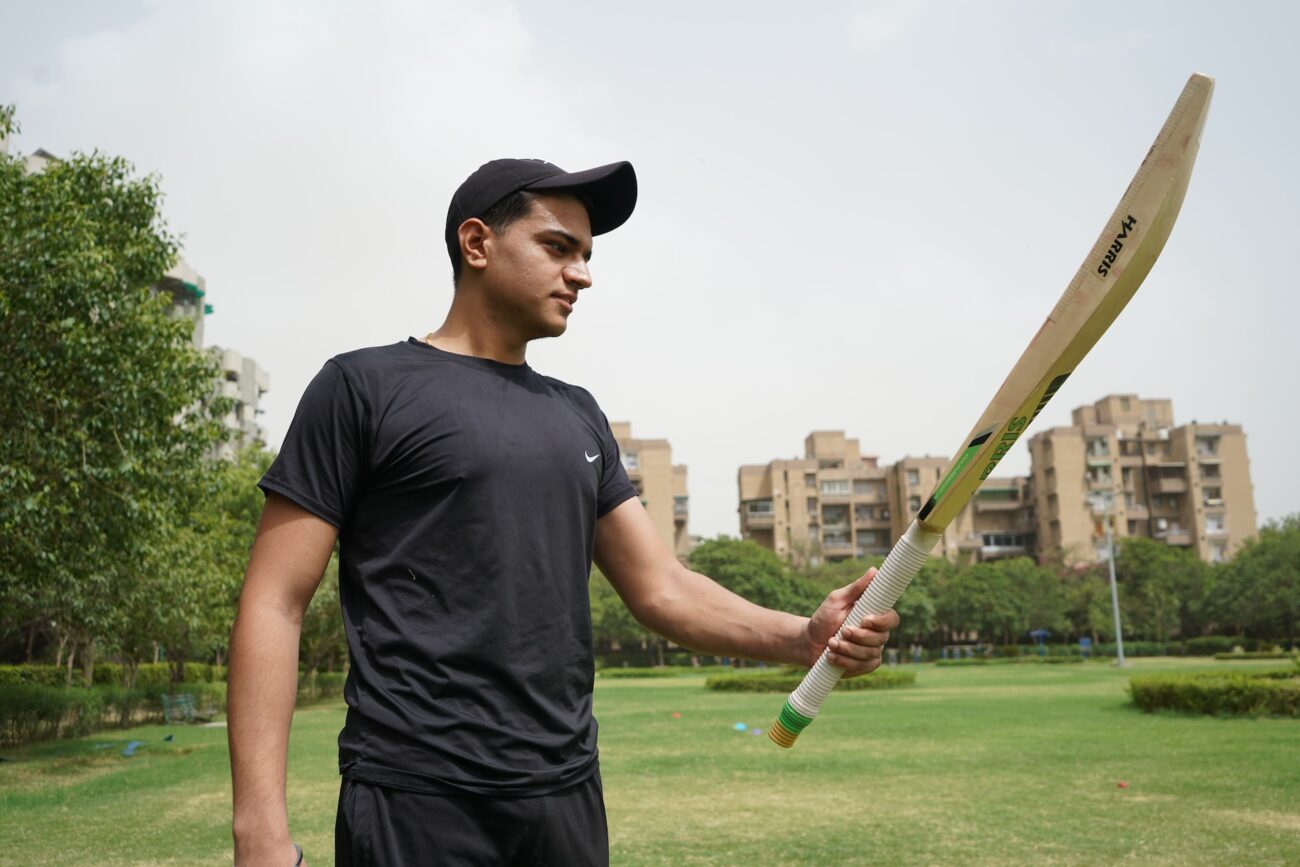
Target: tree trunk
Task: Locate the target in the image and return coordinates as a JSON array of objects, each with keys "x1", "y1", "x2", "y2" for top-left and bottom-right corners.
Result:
[
  {"x1": 55, "y1": 632, "x2": 68, "y2": 670},
  {"x1": 81, "y1": 639, "x2": 95, "y2": 688},
  {"x1": 24, "y1": 623, "x2": 36, "y2": 663},
  {"x1": 64, "y1": 640, "x2": 77, "y2": 687}
]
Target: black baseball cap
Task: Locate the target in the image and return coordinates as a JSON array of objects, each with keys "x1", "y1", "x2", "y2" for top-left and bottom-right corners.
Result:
[{"x1": 444, "y1": 158, "x2": 637, "y2": 262}]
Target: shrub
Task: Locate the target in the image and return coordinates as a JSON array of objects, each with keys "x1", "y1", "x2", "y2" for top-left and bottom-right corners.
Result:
[
  {"x1": 1129, "y1": 672, "x2": 1300, "y2": 717},
  {"x1": 1184, "y1": 636, "x2": 1238, "y2": 656},
  {"x1": 0, "y1": 684, "x2": 104, "y2": 746},
  {"x1": 1096, "y1": 641, "x2": 1167, "y2": 657},
  {"x1": 297, "y1": 671, "x2": 346, "y2": 703},
  {"x1": 935, "y1": 656, "x2": 1085, "y2": 667},
  {"x1": 0, "y1": 665, "x2": 68, "y2": 687},
  {"x1": 705, "y1": 669, "x2": 915, "y2": 693},
  {"x1": 1213, "y1": 651, "x2": 1292, "y2": 661},
  {"x1": 598, "y1": 666, "x2": 732, "y2": 679}
]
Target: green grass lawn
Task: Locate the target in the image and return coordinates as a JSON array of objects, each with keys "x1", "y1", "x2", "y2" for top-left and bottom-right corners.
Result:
[{"x1": 1, "y1": 658, "x2": 1296, "y2": 865}]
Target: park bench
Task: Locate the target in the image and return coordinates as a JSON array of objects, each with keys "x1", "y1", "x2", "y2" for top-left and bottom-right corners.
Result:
[{"x1": 160, "y1": 692, "x2": 216, "y2": 724}]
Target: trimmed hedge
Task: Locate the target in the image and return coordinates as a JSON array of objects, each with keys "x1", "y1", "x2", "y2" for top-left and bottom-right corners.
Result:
[
  {"x1": 1213, "y1": 652, "x2": 1293, "y2": 661},
  {"x1": 0, "y1": 662, "x2": 230, "y2": 688},
  {"x1": 297, "y1": 671, "x2": 346, "y2": 703},
  {"x1": 935, "y1": 656, "x2": 1085, "y2": 667},
  {"x1": 1129, "y1": 671, "x2": 1300, "y2": 717},
  {"x1": 705, "y1": 669, "x2": 915, "y2": 693},
  {"x1": 597, "y1": 666, "x2": 733, "y2": 679}
]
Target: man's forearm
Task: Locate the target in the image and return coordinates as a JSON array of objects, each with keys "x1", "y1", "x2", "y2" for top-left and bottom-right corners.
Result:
[
  {"x1": 631, "y1": 564, "x2": 813, "y2": 666},
  {"x1": 228, "y1": 600, "x2": 304, "y2": 858}
]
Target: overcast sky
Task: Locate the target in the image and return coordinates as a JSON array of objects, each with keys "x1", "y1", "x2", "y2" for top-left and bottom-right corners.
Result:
[{"x1": 4, "y1": 1, "x2": 1297, "y2": 540}]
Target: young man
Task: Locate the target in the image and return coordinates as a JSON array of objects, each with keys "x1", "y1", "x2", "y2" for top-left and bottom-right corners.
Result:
[{"x1": 228, "y1": 159, "x2": 900, "y2": 866}]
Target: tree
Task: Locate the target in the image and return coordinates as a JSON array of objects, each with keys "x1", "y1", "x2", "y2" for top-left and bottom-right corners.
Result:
[
  {"x1": 588, "y1": 567, "x2": 654, "y2": 657},
  {"x1": 689, "y1": 537, "x2": 821, "y2": 615},
  {"x1": 1208, "y1": 514, "x2": 1300, "y2": 646},
  {"x1": 0, "y1": 106, "x2": 228, "y2": 683},
  {"x1": 1115, "y1": 537, "x2": 1207, "y2": 643}
]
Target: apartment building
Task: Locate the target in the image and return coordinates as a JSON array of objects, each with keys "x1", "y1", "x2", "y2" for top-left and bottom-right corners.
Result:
[
  {"x1": 1027, "y1": 395, "x2": 1256, "y2": 563},
  {"x1": 738, "y1": 431, "x2": 1036, "y2": 565},
  {"x1": 161, "y1": 257, "x2": 269, "y2": 456},
  {"x1": 610, "y1": 422, "x2": 690, "y2": 561}
]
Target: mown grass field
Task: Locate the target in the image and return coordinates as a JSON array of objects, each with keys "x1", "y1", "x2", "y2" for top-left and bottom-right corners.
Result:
[{"x1": 1, "y1": 658, "x2": 1296, "y2": 866}]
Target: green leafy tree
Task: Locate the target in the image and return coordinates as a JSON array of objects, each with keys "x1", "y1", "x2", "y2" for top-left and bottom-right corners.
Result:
[
  {"x1": 1115, "y1": 537, "x2": 1207, "y2": 643},
  {"x1": 0, "y1": 106, "x2": 227, "y2": 683},
  {"x1": 300, "y1": 553, "x2": 347, "y2": 675},
  {"x1": 1207, "y1": 514, "x2": 1300, "y2": 646},
  {"x1": 689, "y1": 537, "x2": 821, "y2": 615}
]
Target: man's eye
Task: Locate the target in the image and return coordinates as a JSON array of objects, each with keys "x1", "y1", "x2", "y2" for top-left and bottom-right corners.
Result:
[{"x1": 547, "y1": 241, "x2": 566, "y2": 253}]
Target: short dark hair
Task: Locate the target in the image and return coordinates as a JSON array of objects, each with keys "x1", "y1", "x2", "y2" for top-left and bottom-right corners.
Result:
[{"x1": 450, "y1": 190, "x2": 538, "y2": 285}]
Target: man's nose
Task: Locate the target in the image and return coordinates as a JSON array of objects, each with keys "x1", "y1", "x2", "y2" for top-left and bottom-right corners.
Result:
[{"x1": 564, "y1": 261, "x2": 592, "y2": 289}]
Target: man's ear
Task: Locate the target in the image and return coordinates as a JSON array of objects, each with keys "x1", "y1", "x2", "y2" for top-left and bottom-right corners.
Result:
[{"x1": 459, "y1": 218, "x2": 491, "y2": 275}]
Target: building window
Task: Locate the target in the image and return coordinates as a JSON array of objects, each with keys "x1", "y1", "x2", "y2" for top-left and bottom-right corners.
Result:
[
  {"x1": 854, "y1": 504, "x2": 873, "y2": 522},
  {"x1": 1210, "y1": 544, "x2": 1226, "y2": 563},
  {"x1": 806, "y1": 497, "x2": 818, "y2": 517},
  {"x1": 1200, "y1": 464, "x2": 1221, "y2": 481},
  {"x1": 1195, "y1": 435, "x2": 1220, "y2": 457},
  {"x1": 1203, "y1": 487, "x2": 1223, "y2": 506},
  {"x1": 852, "y1": 479, "x2": 871, "y2": 495},
  {"x1": 1087, "y1": 465, "x2": 1113, "y2": 486},
  {"x1": 1086, "y1": 437, "x2": 1110, "y2": 457},
  {"x1": 906, "y1": 469, "x2": 920, "y2": 486},
  {"x1": 820, "y1": 479, "x2": 850, "y2": 496},
  {"x1": 746, "y1": 499, "x2": 774, "y2": 518},
  {"x1": 1205, "y1": 513, "x2": 1225, "y2": 534},
  {"x1": 881, "y1": 508, "x2": 890, "y2": 519},
  {"x1": 804, "y1": 472, "x2": 816, "y2": 487},
  {"x1": 674, "y1": 496, "x2": 688, "y2": 516},
  {"x1": 909, "y1": 495, "x2": 921, "y2": 513},
  {"x1": 622, "y1": 451, "x2": 639, "y2": 471}
]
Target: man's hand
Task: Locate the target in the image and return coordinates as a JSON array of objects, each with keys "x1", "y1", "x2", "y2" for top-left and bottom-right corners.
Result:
[{"x1": 805, "y1": 568, "x2": 900, "y2": 677}]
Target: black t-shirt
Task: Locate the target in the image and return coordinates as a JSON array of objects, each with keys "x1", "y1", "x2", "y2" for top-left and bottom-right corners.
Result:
[{"x1": 258, "y1": 338, "x2": 636, "y2": 795}]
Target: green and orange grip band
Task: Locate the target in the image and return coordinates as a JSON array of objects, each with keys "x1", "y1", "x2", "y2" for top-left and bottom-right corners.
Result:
[{"x1": 768, "y1": 700, "x2": 815, "y2": 748}]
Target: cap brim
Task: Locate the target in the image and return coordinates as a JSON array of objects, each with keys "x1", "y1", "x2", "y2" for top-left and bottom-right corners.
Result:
[{"x1": 524, "y1": 161, "x2": 637, "y2": 235}]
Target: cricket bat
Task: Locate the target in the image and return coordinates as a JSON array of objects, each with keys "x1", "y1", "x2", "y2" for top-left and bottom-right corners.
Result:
[{"x1": 768, "y1": 72, "x2": 1215, "y2": 748}]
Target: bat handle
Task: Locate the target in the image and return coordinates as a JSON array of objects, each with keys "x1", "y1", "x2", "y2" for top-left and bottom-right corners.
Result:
[{"x1": 768, "y1": 520, "x2": 942, "y2": 748}]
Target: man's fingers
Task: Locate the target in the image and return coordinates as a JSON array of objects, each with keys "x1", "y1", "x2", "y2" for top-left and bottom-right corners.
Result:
[
  {"x1": 836, "y1": 625, "x2": 890, "y2": 649},
  {"x1": 859, "y1": 608, "x2": 900, "y2": 631},
  {"x1": 828, "y1": 635, "x2": 885, "y2": 662}
]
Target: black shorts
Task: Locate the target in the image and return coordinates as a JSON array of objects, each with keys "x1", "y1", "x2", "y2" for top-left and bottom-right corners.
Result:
[{"x1": 334, "y1": 772, "x2": 609, "y2": 866}]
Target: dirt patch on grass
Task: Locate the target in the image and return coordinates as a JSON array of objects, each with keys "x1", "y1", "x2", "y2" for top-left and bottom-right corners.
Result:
[{"x1": 1214, "y1": 809, "x2": 1300, "y2": 833}]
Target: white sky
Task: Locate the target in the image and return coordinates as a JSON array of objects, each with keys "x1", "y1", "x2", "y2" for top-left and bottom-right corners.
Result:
[{"x1": 4, "y1": 1, "x2": 1297, "y2": 539}]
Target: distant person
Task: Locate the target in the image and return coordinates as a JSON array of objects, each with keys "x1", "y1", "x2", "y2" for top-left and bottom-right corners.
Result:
[{"x1": 226, "y1": 158, "x2": 900, "y2": 866}]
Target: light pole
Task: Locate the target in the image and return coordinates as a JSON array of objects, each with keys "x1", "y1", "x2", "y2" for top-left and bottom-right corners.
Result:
[{"x1": 1093, "y1": 491, "x2": 1128, "y2": 667}]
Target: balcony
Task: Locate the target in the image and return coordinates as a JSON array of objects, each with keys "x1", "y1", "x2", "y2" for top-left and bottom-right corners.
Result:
[
  {"x1": 745, "y1": 512, "x2": 774, "y2": 528},
  {"x1": 975, "y1": 498, "x2": 1023, "y2": 513},
  {"x1": 1159, "y1": 529, "x2": 1193, "y2": 546},
  {"x1": 1126, "y1": 503, "x2": 1149, "y2": 520},
  {"x1": 1150, "y1": 476, "x2": 1188, "y2": 495}
]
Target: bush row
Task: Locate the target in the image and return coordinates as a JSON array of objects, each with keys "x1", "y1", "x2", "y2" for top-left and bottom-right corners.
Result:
[
  {"x1": 0, "y1": 662, "x2": 229, "y2": 688},
  {"x1": 0, "y1": 681, "x2": 228, "y2": 747},
  {"x1": 1129, "y1": 671, "x2": 1299, "y2": 717},
  {"x1": 1213, "y1": 651, "x2": 1294, "y2": 661},
  {"x1": 598, "y1": 666, "x2": 736, "y2": 679},
  {"x1": 705, "y1": 669, "x2": 915, "y2": 693},
  {"x1": 297, "y1": 671, "x2": 347, "y2": 703},
  {"x1": 935, "y1": 656, "x2": 1086, "y2": 667}
]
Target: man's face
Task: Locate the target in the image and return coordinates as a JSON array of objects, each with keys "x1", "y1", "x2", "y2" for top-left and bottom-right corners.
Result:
[{"x1": 481, "y1": 193, "x2": 593, "y2": 341}]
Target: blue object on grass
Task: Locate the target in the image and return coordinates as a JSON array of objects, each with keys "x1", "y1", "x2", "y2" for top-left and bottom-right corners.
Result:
[
  {"x1": 122, "y1": 741, "x2": 145, "y2": 757},
  {"x1": 733, "y1": 722, "x2": 747, "y2": 731}
]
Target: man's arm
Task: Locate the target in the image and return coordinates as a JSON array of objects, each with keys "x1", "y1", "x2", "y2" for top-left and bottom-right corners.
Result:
[
  {"x1": 228, "y1": 493, "x2": 338, "y2": 867},
  {"x1": 593, "y1": 498, "x2": 897, "y2": 674}
]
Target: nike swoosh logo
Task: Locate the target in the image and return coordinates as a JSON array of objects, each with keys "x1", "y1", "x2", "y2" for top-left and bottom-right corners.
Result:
[{"x1": 585, "y1": 451, "x2": 600, "y2": 463}]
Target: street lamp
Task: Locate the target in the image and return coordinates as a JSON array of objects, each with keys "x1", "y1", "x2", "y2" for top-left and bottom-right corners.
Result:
[{"x1": 1091, "y1": 491, "x2": 1128, "y2": 667}]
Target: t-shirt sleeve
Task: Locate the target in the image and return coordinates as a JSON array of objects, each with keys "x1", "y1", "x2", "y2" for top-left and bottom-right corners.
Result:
[
  {"x1": 259, "y1": 360, "x2": 369, "y2": 529},
  {"x1": 595, "y1": 411, "x2": 638, "y2": 518}
]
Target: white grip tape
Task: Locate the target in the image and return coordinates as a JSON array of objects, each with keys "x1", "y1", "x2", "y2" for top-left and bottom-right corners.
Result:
[{"x1": 786, "y1": 521, "x2": 942, "y2": 719}]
